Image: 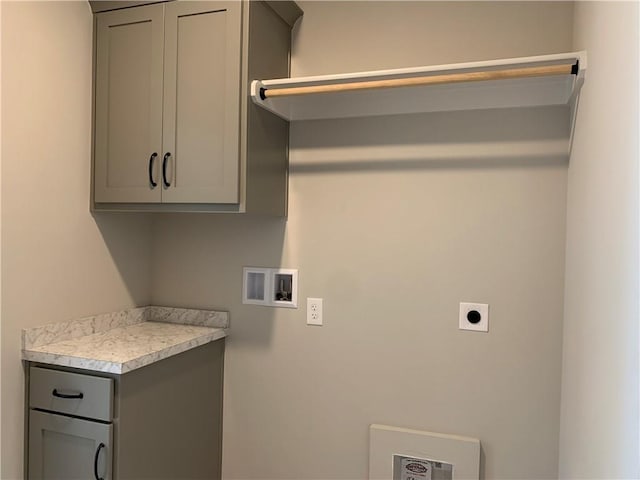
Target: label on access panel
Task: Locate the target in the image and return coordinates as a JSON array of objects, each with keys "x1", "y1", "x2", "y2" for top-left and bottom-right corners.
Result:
[
  {"x1": 401, "y1": 458, "x2": 432, "y2": 480},
  {"x1": 393, "y1": 454, "x2": 453, "y2": 480}
]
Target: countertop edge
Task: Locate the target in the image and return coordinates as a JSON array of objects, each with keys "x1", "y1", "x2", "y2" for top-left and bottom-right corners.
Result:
[
  {"x1": 22, "y1": 326, "x2": 228, "y2": 375},
  {"x1": 119, "y1": 328, "x2": 228, "y2": 374},
  {"x1": 22, "y1": 350, "x2": 122, "y2": 374}
]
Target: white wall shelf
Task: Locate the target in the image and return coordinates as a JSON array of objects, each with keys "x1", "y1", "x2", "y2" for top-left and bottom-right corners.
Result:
[{"x1": 250, "y1": 51, "x2": 586, "y2": 128}]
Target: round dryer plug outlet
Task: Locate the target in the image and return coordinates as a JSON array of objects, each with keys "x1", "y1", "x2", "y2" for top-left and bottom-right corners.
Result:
[{"x1": 459, "y1": 302, "x2": 489, "y2": 332}]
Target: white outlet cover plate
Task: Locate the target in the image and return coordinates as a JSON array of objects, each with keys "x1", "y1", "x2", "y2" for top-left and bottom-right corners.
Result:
[
  {"x1": 459, "y1": 302, "x2": 489, "y2": 332},
  {"x1": 307, "y1": 297, "x2": 323, "y2": 326}
]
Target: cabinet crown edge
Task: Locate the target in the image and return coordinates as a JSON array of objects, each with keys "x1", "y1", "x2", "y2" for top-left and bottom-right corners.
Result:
[{"x1": 88, "y1": 0, "x2": 304, "y2": 28}]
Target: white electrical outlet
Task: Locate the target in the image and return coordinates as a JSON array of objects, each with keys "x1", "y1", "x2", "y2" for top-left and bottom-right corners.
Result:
[
  {"x1": 307, "y1": 298, "x2": 323, "y2": 326},
  {"x1": 459, "y1": 302, "x2": 489, "y2": 332}
]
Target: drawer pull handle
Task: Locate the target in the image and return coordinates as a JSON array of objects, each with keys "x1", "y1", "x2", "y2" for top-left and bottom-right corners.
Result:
[
  {"x1": 148, "y1": 152, "x2": 158, "y2": 188},
  {"x1": 94, "y1": 442, "x2": 105, "y2": 480},
  {"x1": 162, "y1": 152, "x2": 171, "y2": 187},
  {"x1": 52, "y1": 389, "x2": 84, "y2": 399}
]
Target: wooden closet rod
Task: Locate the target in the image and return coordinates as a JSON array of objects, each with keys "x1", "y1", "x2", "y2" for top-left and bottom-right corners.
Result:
[{"x1": 259, "y1": 62, "x2": 579, "y2": 100}]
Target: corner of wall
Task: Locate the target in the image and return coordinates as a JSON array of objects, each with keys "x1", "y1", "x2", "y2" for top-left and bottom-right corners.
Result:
[{"x1": 559, "y1": 2, "x2": 640, "y2": 477}]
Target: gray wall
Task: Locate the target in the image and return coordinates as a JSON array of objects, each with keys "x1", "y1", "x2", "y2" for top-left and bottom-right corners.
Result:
[
  {"x1": 151, "y1": 2, "x2": 575, "y2": 478},
  {"x1": 559, "y1": 2, "x2": 640, "y2": 478},
  {"x1": 0, "y1": 3, "x2": 152, "y2": 478}
]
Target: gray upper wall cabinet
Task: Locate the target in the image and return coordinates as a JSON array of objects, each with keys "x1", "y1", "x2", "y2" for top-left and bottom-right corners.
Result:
[{"x1": 91, "y1": 0, "x2": 302, "y2": 214}]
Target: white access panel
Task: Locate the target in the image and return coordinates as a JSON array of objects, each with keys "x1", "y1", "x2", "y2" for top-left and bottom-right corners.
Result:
[{"x1": 369, "y1": 424, "x2": 480, "y2": 480}]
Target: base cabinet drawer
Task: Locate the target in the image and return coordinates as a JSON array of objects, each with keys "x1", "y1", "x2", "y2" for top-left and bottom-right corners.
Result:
[
  {"x1": 29, "y1": 367, "x2": 113, "y2": 422},
  {"x1": 28, "y1": 410, "x2": 112, "y2": 480}
]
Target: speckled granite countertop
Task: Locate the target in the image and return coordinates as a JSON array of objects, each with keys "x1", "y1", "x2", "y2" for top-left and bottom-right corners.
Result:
[{"x1": 22, "y1": 306, "x2": 229, "y2": 374}]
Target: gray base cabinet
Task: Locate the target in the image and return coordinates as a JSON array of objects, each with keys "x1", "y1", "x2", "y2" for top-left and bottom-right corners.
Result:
[
  {"x1": 91, "y1": 0, "x2": 302, "y2": 214},
  {"x1": 26, "y1": 339, "x2": 225, "y2": 480}
]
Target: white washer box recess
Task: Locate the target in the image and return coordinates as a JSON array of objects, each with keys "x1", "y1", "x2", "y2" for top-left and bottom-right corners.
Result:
[{"x1": 242, "y1": 267, "x2": 298, "y2": 308}]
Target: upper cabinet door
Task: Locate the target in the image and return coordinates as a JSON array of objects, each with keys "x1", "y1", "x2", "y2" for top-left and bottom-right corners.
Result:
[
  {"x1": 94, "y1": 4, "x2": 164, "y2": 203},
  {"x1": 161, "y1": 1, "x2": 242, "y2": 204}
]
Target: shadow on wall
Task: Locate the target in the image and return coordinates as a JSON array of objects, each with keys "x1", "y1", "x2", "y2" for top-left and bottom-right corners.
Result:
[
  {"x1": 148, "y1": 213, "x2": 287, "y2": 348},
  {"x1": 290, "y1": 106, "x2": 570, "y2": 174},
  {"x1": 91, "y1": 212, "x2": 154, "y2": 307}
]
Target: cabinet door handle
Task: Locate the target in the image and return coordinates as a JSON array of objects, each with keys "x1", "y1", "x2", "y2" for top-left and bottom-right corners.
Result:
[
  {"x1": 162, "y1": 152, "x2": 171, "y2": 187},
  {"x1": 94, "y1": 442, "x2": 105, "y2": 480},
  {"x1": 148, "y1": 152, "x2": 158, "y2": 188},
  {"x1": 52, "y1": 388, "x2": 84, "y2": 399}
]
